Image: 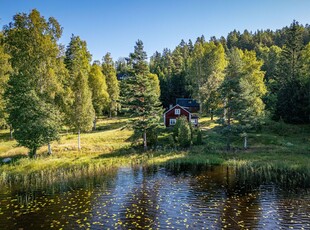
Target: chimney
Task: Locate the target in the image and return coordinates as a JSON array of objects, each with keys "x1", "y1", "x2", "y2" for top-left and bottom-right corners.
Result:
[{"x1": 169, "y1": 104, "x2": 173, "y2": 109}]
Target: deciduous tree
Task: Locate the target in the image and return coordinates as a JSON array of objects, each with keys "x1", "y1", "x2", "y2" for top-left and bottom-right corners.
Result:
[
  {"x1": 88, "y1": 63, "x2": 109, "y2": 128},
  {"x1": 65, "y1": 35, "x2": 94, "y2": 149},
  {"x1": 4, "y1": 9, "x2": 65, "y2": 157},
  {"x1": 102, "y1": 53, "x2": 119, "y2": 117}
]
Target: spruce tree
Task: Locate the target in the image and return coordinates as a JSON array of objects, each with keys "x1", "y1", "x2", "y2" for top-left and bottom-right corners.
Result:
[
  {"x1": 129, "y1": 40, "x2": 149, "y2": 75},
  {"x1": 221, "y1": 48, "x2": 266, "y2": 149},
  {"x1": 123, "y1": 74, "x2": 163, "y2": 150},
  {"x1": 123, "y1": 40, "x2": 163, "y2": 150},
  {"x1": 275, "y1": 21, "x2": 308, "y2": 123}
]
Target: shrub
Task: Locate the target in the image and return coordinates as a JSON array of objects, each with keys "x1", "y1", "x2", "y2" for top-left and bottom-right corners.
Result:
[
  {"x1": 196, "y1": 129, "x2": 203, "y2": 145},
  {"x1": 173, "y1": 116, "x2": 192, "y2": 148},
  {"x1": 146, "y1": 127, "x2": 158, "y2": 148}
]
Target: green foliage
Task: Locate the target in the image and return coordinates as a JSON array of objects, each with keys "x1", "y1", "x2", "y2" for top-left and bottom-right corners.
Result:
[
  {"x1": 122, "y1": 41, "x2": 163, "y2": 150},
  {"x1": 65, "y1": 35, "x2": 94, "y2": 132},
  {"x1": 150, "y1": 44, "x2": 191, "y2": 108},
  {"x1": 188, "y1": 41, "x2": 227, "y2": 113},
  {"x1": 88, "y1": 63, "x2": 109, "y2": 115},
  {"x1": 221, "y1": 48, "x2": 266, "y2": 128},
  {"x1": 71, "y1": 71, "x2": 95, "y2": 132},
  {"x1": 196, "y1": 129, "x2": 203, "y2": 145},
  {"x1": 172, "y1": 117, "x2": 182, "y2": 142},
  {"x1": 7, "y1": 80, "x2": 61, "y2": 157},
  {"x1": 129, "y1": 40, "x2": 149, "y2": 75},
  {"x1": 3, "y1": 9, "x2": 66, "y2": 103},
  {"x1": 64, "y1": 35, "x2": 91, "y2": 80},
  {"x1": 3, "y1": 9, "x2": 65, "y2": 156},
  {"x1": 178, "y1": 123, "x2": 192, "y2": 148},
  {"x1": 220, "y1": 48, "x2": 266, "y2": 149},
  {"x1": 123, "y1": 73, "x2": 163, "y2": 148},
  {"x1": 173, "y1": 116, "x2": 192, "y2": 148},
  {"x1": 275, "y1": 21, "x2": 310, "y2": 123},
  {"x1": 0, "y1": 35, "x2": 12, "y2": 127},
  {"x1": 102, "y1": 53, "x2": 120, "y2": 117},
  {"x1": 146, "y1": 126, "x2": 159, "y2": 148}
]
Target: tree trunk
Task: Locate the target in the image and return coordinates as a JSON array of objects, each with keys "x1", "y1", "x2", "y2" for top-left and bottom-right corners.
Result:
[
  {"x1": 109, "y1": 107, "x2": 112, "y2": 118},
  {"x1": 226, "y1": 134, "x2": 231, "y2": 151},
  {"x1": 223, "y1": 99, "x2": 227, "y2": 121},
  {"x1": 143, "y1": 130, "x2": 147, "y2": 151},
  {"x1": 9, "y1": 125, "x2": 13, "y2": 140},
  {"x1": 29, "y1": 147, "x2": 37, "y2": 158},
  {"x1": 244, "y1": 136, "x2": 248, "y2": 149},
  {"x1": 210, "y1": 109, "x2": 213, "y2": 121},
  {"x1": 93, "y1": 116, "x2": 97, "y2": 131},
  {"x1": 48, "y1": 142, "x2": 52, "y2": 155},
  {"x1": 78, "y1": 129, "x2": 81, "y2": 151}
]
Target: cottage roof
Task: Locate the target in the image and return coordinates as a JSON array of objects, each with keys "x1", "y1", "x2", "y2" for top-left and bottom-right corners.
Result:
[{"x1": 176, "y1": 98, "x2": 199, "y2": 108}]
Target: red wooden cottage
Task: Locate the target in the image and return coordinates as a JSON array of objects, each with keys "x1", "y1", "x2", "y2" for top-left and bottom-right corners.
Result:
[{"x1": 163, "y1": 104, "x2": 198, "y2": 127}]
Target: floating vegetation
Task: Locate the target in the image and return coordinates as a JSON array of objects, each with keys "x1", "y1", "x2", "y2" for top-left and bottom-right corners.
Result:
[{"x1": 0, "y1": 165, "x2": 310, "y2": 229}]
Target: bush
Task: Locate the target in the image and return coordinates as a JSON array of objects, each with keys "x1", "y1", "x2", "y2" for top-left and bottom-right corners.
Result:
[
  {"x1": 196, "y1": 129, "x2": 203, "y2": 145},
  {"x1": 146, "y1": 127, "x2": 158, "y2": 147},
  {"x1": 173, "y1": 116, "x2": 192, "y2": 148}
]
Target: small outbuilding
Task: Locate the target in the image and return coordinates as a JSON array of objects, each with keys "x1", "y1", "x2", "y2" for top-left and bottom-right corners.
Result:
[{"x1": 163, "y1": 104, "x2": 198, "y2": 127}]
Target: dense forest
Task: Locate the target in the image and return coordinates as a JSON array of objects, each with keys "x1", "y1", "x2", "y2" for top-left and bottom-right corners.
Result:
[{"x1": 0, "y1": 9, "x2": 309, "y2": 156}]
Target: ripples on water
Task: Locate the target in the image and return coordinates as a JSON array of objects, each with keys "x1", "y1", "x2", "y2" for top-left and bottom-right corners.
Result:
[{"x1": 0, "y1": 165, "x2": 309, "y2": 229}]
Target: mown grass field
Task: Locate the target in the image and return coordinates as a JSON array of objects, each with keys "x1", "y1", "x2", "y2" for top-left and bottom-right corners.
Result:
[{"x1": 0, "y1": 116, "x2": 309, "y2": 186}]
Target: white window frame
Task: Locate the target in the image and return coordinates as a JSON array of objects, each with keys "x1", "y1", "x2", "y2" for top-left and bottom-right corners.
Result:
[
  {"x1": 175, "y1": 109, "x2": 181, "y2": 115},
  {"x1": 191, "y1": 119, "x2": 197, "y2": 125},
  {"x1": 169, "y1": 118, "x2": 176, "y2": 125}
]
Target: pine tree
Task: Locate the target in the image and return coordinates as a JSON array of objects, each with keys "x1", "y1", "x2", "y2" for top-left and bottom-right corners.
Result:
[
  {"x1": 129, "y1": 40, "x2": 149, "y2": 75},
  {"x1": 102, "y1": 53, "x2": 120, "y2": 117},
  {"x1": 123, "y1": 41, "x2": 162, "y2": 150},
  {"x1": 123, "y1": 74, "x2": 163, "y2": 150},
  {"x1": 221, "y1": 48, "x2": 266, "y2": 149}
]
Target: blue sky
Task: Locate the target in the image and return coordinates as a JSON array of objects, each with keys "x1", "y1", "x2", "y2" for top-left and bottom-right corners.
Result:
[{"x1": 1, "y1": 0, "x2": 310, "y2": 62}]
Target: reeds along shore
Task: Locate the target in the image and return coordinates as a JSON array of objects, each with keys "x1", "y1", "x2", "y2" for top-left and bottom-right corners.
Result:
[{"x1": 0, "y1": 117, "x2": 309, "y2": 188}]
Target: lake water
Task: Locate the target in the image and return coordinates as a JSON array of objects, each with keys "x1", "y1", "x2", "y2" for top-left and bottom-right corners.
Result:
[{"x1": 0, "y1": 165, "x2": 309, "y2": 229}]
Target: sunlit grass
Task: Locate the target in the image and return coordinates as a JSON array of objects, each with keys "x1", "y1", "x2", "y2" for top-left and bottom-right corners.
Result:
[{"x1": 0, "y1": 116, "x2": 310, "y2": 186}]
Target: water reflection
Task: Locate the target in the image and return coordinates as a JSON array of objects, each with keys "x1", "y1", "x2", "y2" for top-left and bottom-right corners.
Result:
[{"x1": 0, "y1": 165, "x2": 310, "y2": 229}]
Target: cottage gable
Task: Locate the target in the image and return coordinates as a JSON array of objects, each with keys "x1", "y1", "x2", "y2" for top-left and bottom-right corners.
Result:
[{"x1": 163, "y1": 104, "x2": 198, "y2": 127}]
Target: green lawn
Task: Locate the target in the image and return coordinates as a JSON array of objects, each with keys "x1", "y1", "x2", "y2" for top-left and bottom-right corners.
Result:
[{"x1": 0, "y1": 116, "x2": 309, "y2": 186}]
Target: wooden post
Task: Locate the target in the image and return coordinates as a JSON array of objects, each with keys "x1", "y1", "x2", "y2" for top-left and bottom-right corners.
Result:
[
  {"x1": 9, "y1": 124, "x2": 13, "y2": 139},
  {"x1": 244, "y1": 136, "x2": 248, "y2": 149},
  {"x1": 48, "y1": 142, "x2": 52, "y2": 155},
  {"x1": 78, "y1": 129, "x2": 81, "y2": 151},
  {"x1": 143, "y1": 130, "x2": 147, "y2": 151}
]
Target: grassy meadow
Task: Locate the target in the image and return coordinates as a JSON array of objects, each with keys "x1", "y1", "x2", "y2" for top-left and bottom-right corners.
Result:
[{"x1": 0, "y1": 116, "x2": 309, "y2": 186}]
